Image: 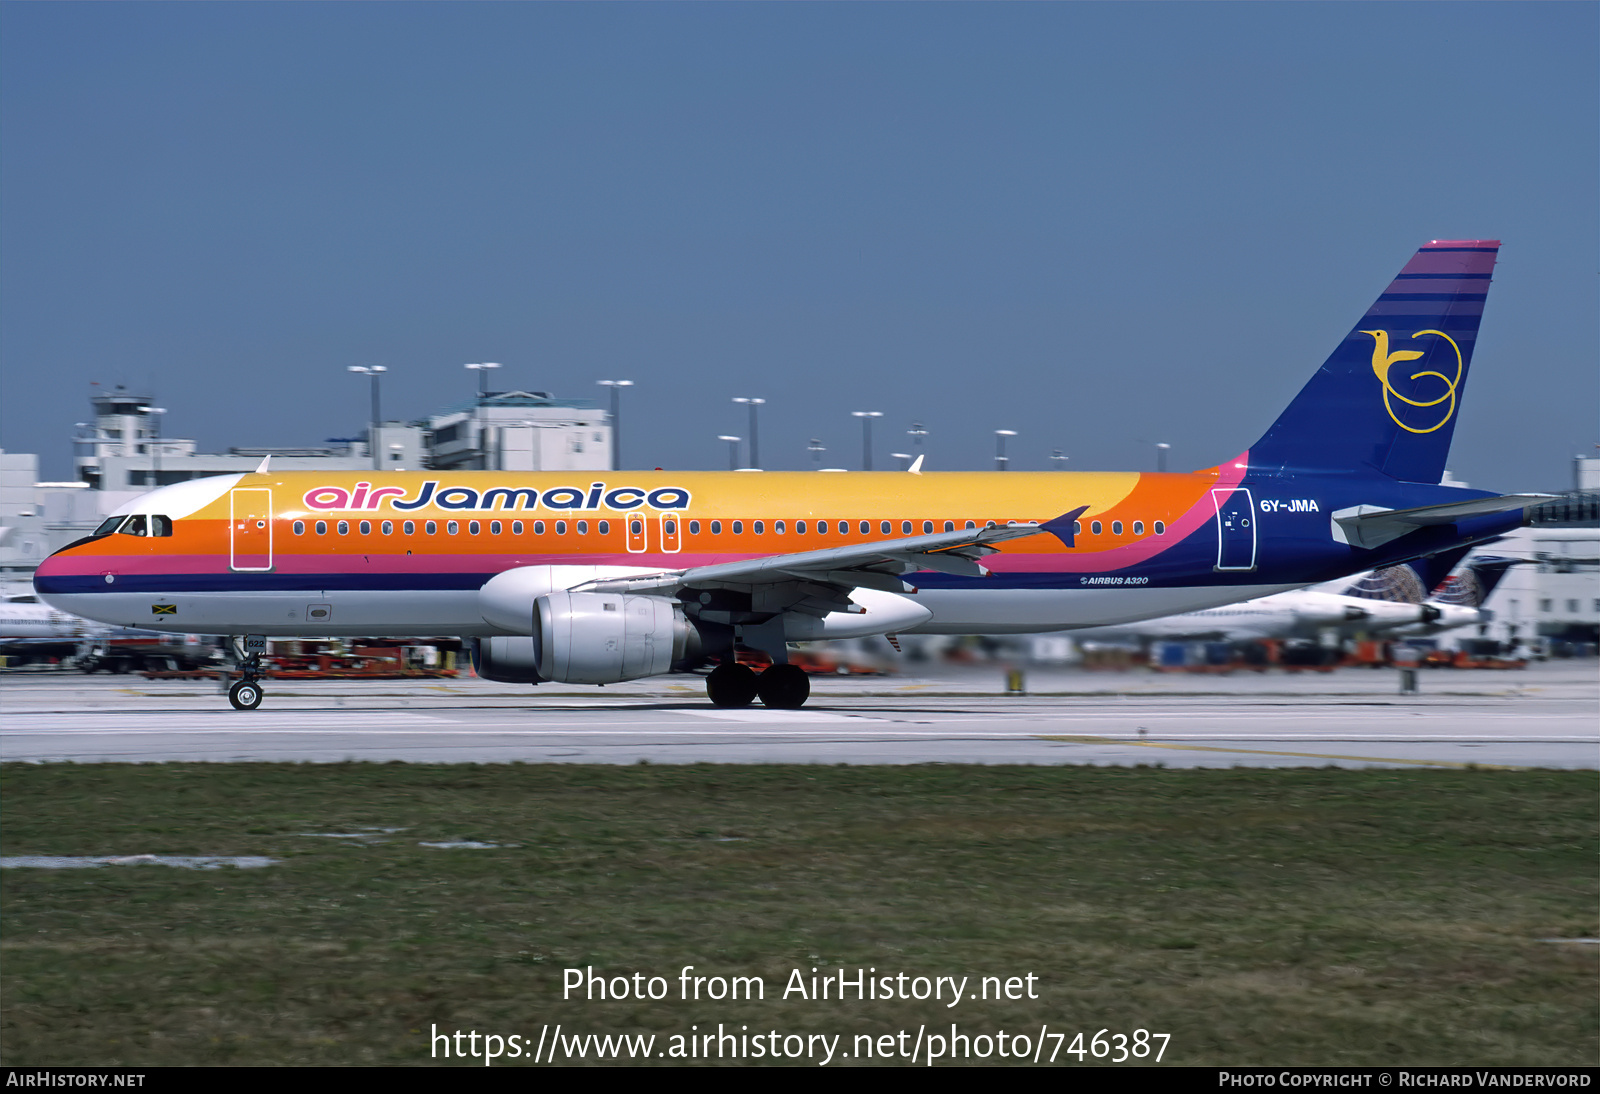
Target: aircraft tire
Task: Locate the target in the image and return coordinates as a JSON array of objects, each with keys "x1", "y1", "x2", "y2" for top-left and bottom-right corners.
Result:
[
  {"x1": 756, "y1": 664, "x2": 810, "y2": 709},
  {"x1": 228, "y1": 680, "x2": 264, "y2": 711},
  {"x1": 706, "y1": 663, "x2": 758, "y2": 708}
]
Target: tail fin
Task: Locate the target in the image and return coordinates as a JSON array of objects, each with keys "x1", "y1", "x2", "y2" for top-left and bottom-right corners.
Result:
[
  {"x1": 1431, "y1": 556, "x2": 1525, "y2": 608},
  {"x1": 1341, "y1": 545, "x2": 1473, "y2": 604},
  {"x1": 1251, "y1": 240, "x2": 1499, "y2": 482}
]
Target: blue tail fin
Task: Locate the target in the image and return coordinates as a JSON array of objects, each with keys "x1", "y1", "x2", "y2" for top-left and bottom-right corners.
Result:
[{"x1": 1251, "y1": 240, "x2": 1499, "y2": 483}]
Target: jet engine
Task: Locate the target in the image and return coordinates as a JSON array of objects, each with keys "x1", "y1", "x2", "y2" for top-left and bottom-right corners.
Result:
[
  {"x1": 533, "y1": 591, "x2": 698, "y2": 684},
  {"x1": 471, "y1": 636, "x2": 543, "y2": 683}
]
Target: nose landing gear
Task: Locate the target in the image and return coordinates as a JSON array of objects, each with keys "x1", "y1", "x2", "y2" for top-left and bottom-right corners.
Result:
[
  {"x1": 228, "y1": 679, "x2": 263, "y2": 710},
  {"x1": 226, "y1": 635, "x2": 267, "y2": 710}
]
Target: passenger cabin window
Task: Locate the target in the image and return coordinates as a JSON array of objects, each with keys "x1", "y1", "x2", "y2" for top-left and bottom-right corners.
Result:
[
  {"x1": 557, "y1": 521, "x2": 568, "y2": 535},
  {"x1": 293, "y1": 520, "x2": 305, "y2": 535},
  {"x1": 629, "y1": 519, "x2": 642, "y2": 535},
  {"x1": 1154, "y1": 521, "x2": 1166, "y2": 535},
  {"x1": 664, "y1": 519, "x2": 676, "y2": 535},
  {"x1": 689, "y1": 520, "x2": 701, "y2": 534},
  {"x1": 711, "y1": 520, "x2": 722, "y2": 534},
  {"x1": 1133, "y1": 521, "x2": 1144, "y2": 535},
  {"x1": 924, "y1": 521, "x2": 934, "y2": 534},
  {"x1": 446, "y1": 521, "x2": 459, "y2": 535},
  {"x1": 403, "y1": 521, "x2": 415, "y2": 535},
  {"x1": 733, "y1": 521, "x2": 743, "y2": 534},
  {"x1": 577, "y1": 520, "x2": 588, "y2": 534},
  {"x1": 818, "y1": 521, "x2": 828, "y2": 534},
  {"x1": 965, "y1": 521, "x2": 976, "y2": 530},
  {"x1": 512, "y1": 521, "x2": 523, "y2": 535},
  {"x1": 316, "y1": 521, "x2": 328, "y2": 535},
  {"x1": 860, "y1": 521, "x2": 870, "y2": 534},
  {"x1": 337, "y1": 520, "x2": 350, "y2": 535},
  {"x1": 1091, "y1": 521, "x2": 1102, "y2": 535},
  {"x1": 598, "y1": 520, "x2": 609, "y2": 535},
  {"x1": 425, "y1": 521, "x2": 437, "y2": 535},
  {"x1": 469, "y1": 520, "x2": 481, "y2": 535},
  {"x1": 944, "y1": 521, "x2": 954, "y2": 532},
  {"x1": 1073, "y1": 521, "x2": 1082, "y2": 535},
  {"x1": 754, "y1": 521, "x2": 764, "y2": 534},
  {"x1": 534, "y1": 521, "x2": 545, "y2": 535},
  {"x1": 903, "y1": 521, "x2": 913, "y2": 534},
  {"x1": 882, "y1": 521, "x2": 892, "y2": 534},
  {"x1": 489, "y1": 521, "x2": 501, "y2": 535},
  {"x1": 382, "y1": 521, "x2": 394, "y2": 535},
  {"x1": 774, "y1": 520, "x2": 784, "y2": 534},
  {"x1": 360, "y1": 520, "x2": 372, "y2": 535},
  {"x1": 1112, "y1": 521, "x2": 1123, "y2": 535},
  {"x1": 796, "y1": 520, "x2": 806, "y2": 534}
]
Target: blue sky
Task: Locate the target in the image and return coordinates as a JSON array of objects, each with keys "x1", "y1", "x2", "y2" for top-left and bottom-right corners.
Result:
[{"x1": 2, "y1": 2, "x2": 1594, "y2": 489}]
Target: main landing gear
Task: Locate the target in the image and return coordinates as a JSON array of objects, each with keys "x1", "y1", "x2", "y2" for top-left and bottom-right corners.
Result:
[
  {"x1": 706, "y1": 662, "x2": 810, "y2": 709},
  {"x1": 226, "y1": 637, "x2": 266, "y2": 710}
]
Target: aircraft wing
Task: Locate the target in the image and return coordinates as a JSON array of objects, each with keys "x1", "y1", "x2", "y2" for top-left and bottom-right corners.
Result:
[
  {"x1": 574, "y1": 507, "x2": 1088, "y2": 609},
  {"x1": 1331, "y1": 495, "x2": 1553, "y2": 551}
]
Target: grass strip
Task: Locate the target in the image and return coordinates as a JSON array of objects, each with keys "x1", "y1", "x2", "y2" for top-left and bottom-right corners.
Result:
[{"x1": 2, "y1": 763, "x2": 1595, "y2": 1066}]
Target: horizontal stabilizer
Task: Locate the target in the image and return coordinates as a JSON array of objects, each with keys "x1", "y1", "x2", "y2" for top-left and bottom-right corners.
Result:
[{"x1": 1331, "y1": 494, "x2": 1553, "y2": 551}]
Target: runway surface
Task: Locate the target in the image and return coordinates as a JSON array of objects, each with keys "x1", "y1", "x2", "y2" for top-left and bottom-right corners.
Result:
[{"x1": 3, "y1": 661, "x2": 1595, "y2": 769}]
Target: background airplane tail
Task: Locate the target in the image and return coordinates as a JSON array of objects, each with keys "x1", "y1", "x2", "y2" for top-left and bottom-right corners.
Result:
[
  {"x1": 1341, "y1": 544, "x2": 1473, "y2": 604},
  {"x1": 1251, "y1": 240, "x2": 1499, "y2": 483},
  {"x1": 1430, "y1": 556, "x2": 1525, "y2": 608}
]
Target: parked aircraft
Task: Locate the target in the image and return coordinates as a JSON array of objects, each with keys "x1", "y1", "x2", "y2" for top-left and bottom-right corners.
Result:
[
  {"x1": 1068, "y1": 553, "x2": 1521, "y2": 644},
  {"x1": 34, "y1": 240, "x2": 1547, "y2": 710}
]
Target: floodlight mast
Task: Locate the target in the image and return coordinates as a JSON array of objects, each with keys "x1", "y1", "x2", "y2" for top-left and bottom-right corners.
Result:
[{"x1": 347, "y1": 366, "x2": 388, "y2": 470}]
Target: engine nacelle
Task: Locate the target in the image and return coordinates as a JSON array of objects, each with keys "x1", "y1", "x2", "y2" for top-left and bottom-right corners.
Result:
[
  {"x1": 471, "y1": 636, "x2": 543, "y2": 683},
  {"x1": 535, "y1": 591, "x2": 694, "y2": 684}
]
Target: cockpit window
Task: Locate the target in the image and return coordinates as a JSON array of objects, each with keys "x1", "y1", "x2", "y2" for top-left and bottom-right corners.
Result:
[
  {"x1": 93, "y1": 516, "x2": 123, "y2": 537},
  {"x1": 110, "y1": 514, "x2": 173, "y2": 537}
]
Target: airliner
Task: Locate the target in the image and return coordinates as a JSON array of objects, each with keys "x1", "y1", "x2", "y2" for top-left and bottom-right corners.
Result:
[
  {"x1": 34, "y1": 240, "x2": 1548, "y2": 710},
  {"x1": 1067, "y1": 553, "x2": 1521, "y2": 644}
]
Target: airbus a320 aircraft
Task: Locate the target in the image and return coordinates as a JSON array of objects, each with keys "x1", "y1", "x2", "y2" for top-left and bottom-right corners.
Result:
[{"x1": 35, "y1": 240, "x2": 1547, "y2": 710}]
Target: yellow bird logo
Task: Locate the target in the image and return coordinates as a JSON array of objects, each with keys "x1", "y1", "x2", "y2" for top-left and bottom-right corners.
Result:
[{"x1": 1361, "y1": 329, "x2": 1464, "y2": 434}]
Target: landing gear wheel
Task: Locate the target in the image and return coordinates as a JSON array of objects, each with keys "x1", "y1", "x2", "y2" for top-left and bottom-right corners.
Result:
[
  {"x1": 706, "y1": 663, "x2": 758, "y2": 708},
  {"x1": 756, "y1": 663, "x2": 810, "y2": 709},
  {"x1": 228, "y1": 680, "x2": 264, "y2": 710}
]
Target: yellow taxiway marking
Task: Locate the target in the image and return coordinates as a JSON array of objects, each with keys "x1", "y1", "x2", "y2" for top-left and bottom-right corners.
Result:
[{"x1": 1035, "y1": 735, "x2": 1525, "y2": 770}]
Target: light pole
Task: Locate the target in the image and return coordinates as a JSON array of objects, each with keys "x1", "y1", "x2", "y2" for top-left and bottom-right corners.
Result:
[
  {"x1": 852, "y1": 411, "x2": 882, "y2": 470},
  {"x1": 717, "y1": 435, "x2": 742, "y2": 472},
  {"x1": 907, "y1": 421, "x2": 928, "y2": 465},
  {"x1": 995, "y1": 429, "x2": 1017, "y2": 471},
  {"x1": 137, "y1": 406, "x2": 166, "y2": 486},
  {"x1": 891, "y1": 452, "x2": 912, "y2": 471},
  {"x1": 597, "y1": 380, "x2": 633, "y2": 469},
  {"x1": 1050, "y1": 448, "x2": 1069, "y2": 471},
  {"x1": 348, "y1": 366, "x2": 387, "y2": 471},
  {"x1": 807, "y1": 438, "x2": 826, "y2": 468},
  {"x1": 1156, "y1": 442, "x2": 1171, "y2": 473},
  {"x1": 464, "y1": 363, "x2": 501, "y2": 469},
  {"x1": 732, "y1": 397, "x2": 765, "y2": 469}
]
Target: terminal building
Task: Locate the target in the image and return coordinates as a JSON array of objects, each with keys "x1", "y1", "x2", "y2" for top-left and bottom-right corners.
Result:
[{"x1": 0, "y1": 384, "x2": 611, "y2": 578}]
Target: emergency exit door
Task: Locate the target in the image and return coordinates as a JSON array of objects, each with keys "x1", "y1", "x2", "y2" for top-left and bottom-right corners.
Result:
[
  {"x1": 230, "y1": 489, "x2": 274, "y2": 571},
  {"x1": 1211, "y1": 488, "x2": 1257, "y2": 571},
  {"x1": 659, "y1": 513, "x2": 682, "y2": 553},
  {"x1": 625, "y1": 515, "x2": 648, "y2": 553}
]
